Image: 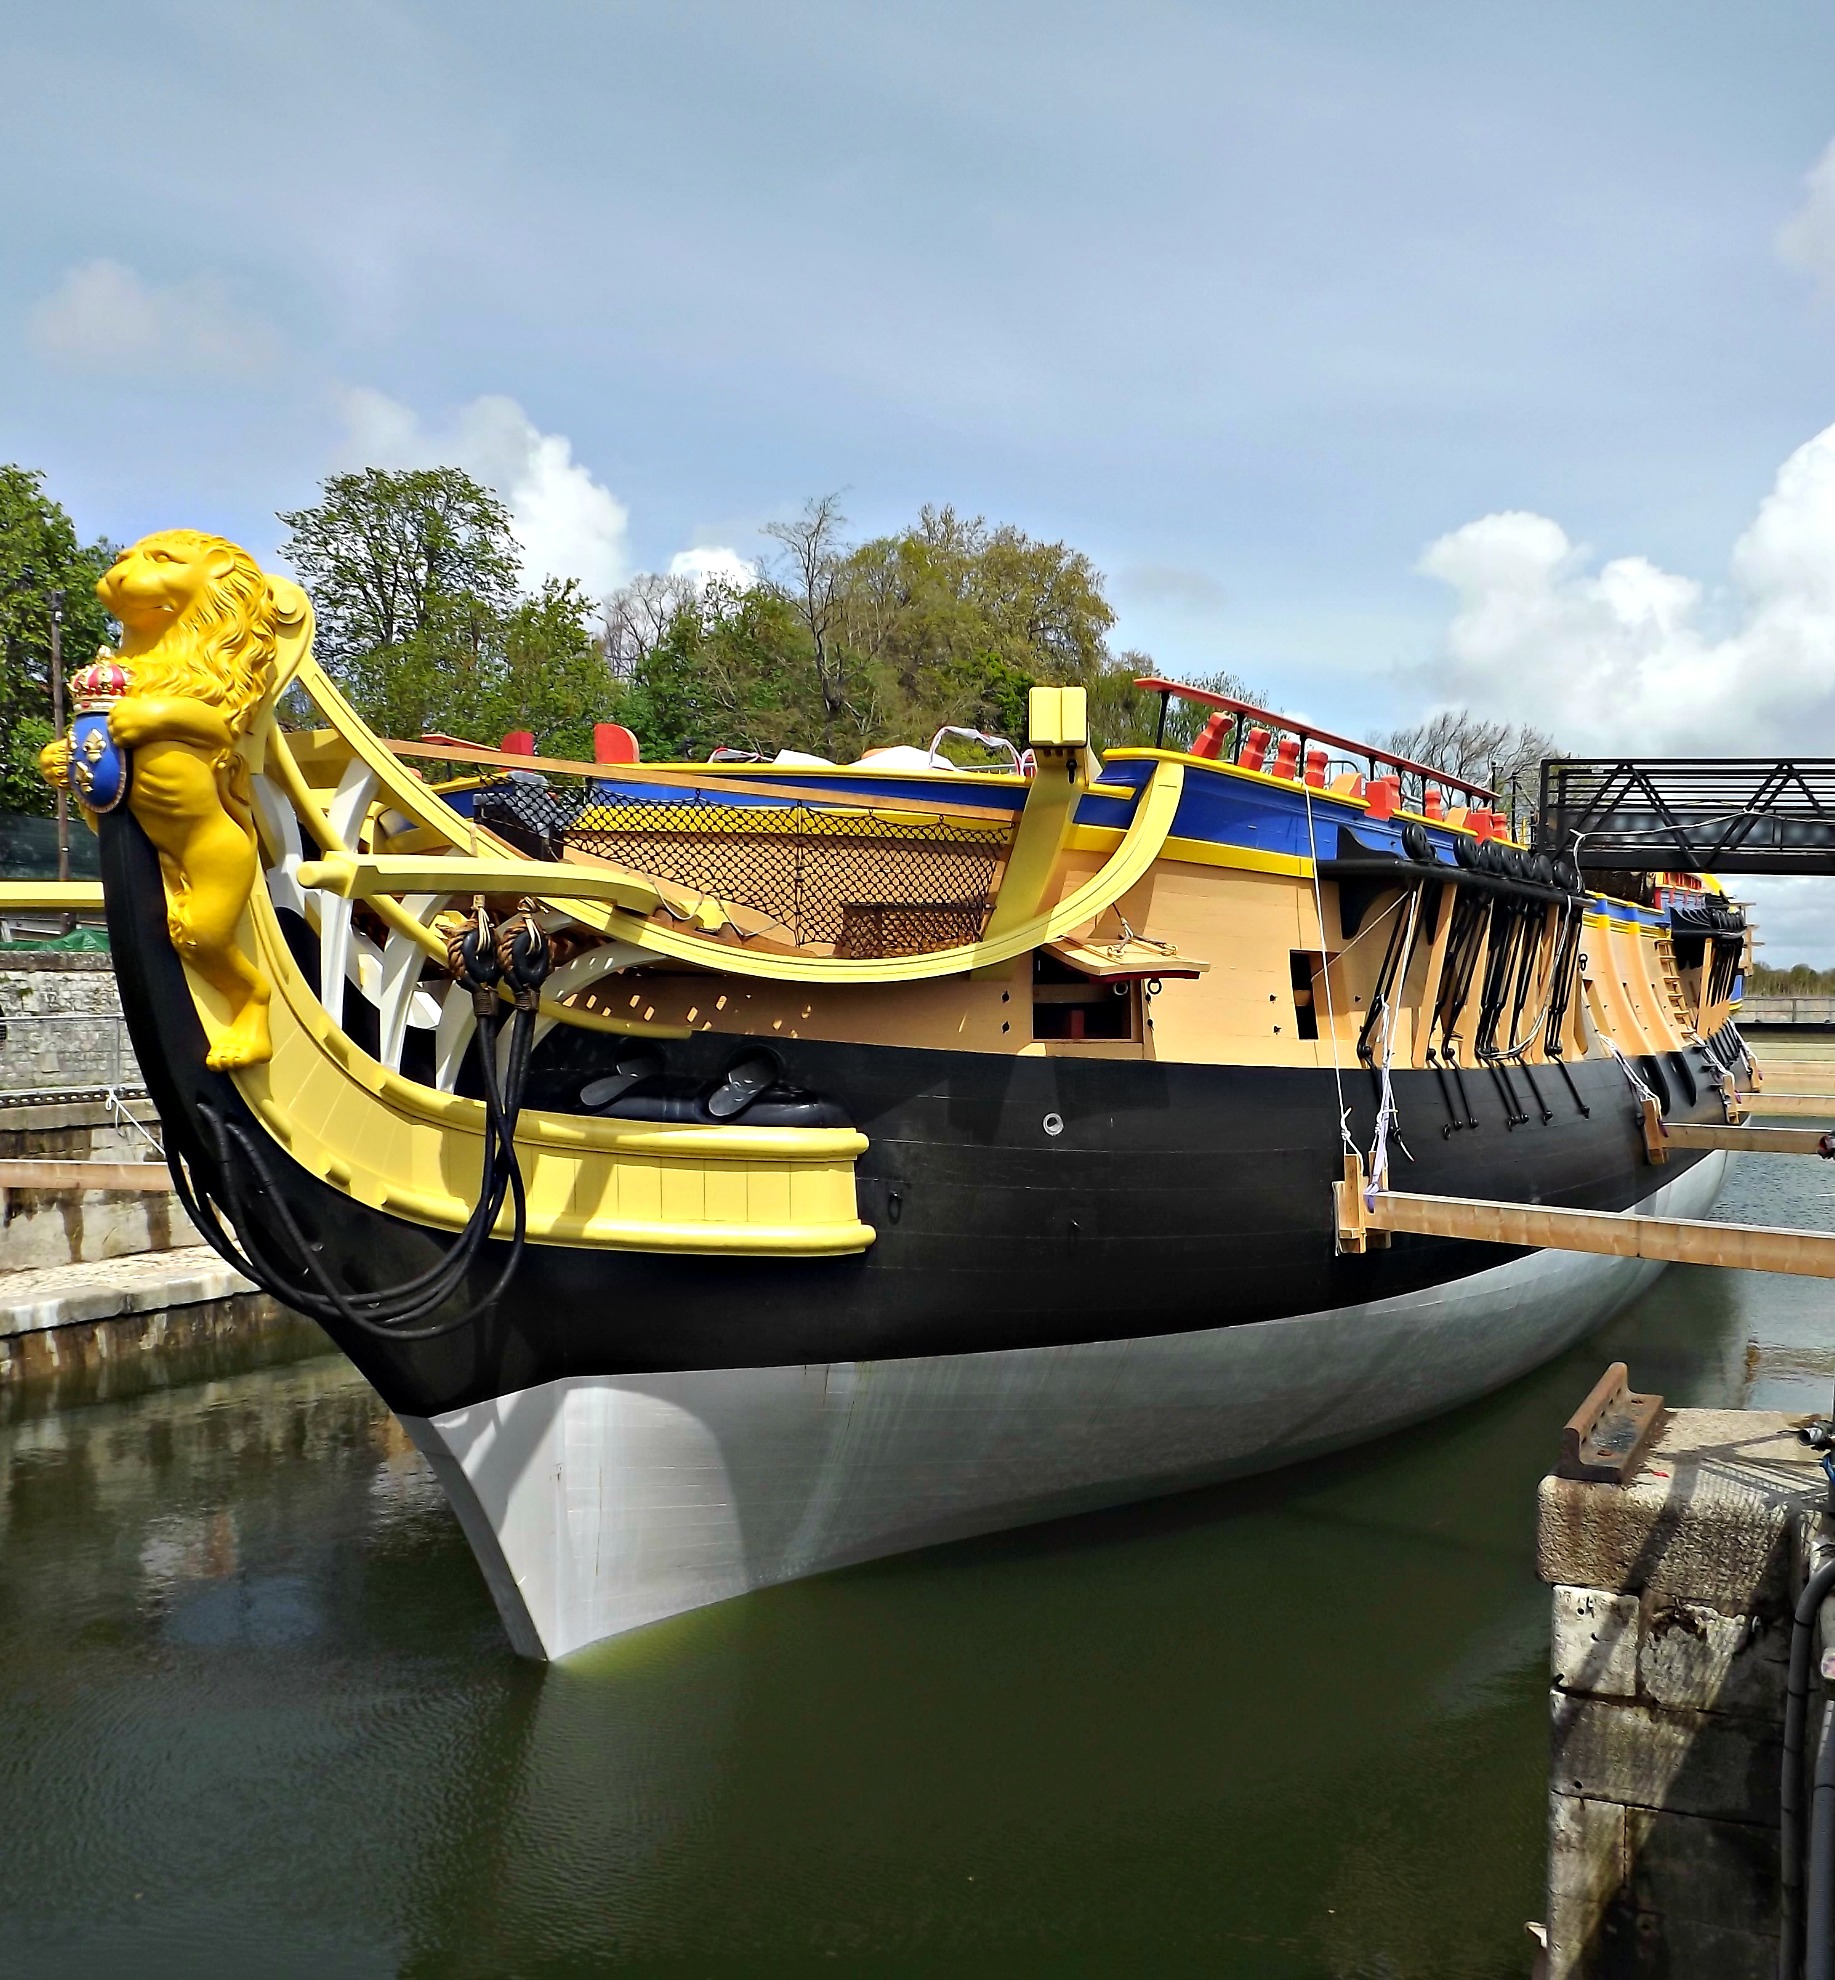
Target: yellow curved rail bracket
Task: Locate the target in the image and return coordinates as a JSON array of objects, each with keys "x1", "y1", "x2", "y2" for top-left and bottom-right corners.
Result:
[
  {"x1": 290, "y1": 757, "x2": 1183, "y2": 985},
  {"x1": 265, "y1": 651, "x2": 1183, "y2": 987},
  {"x1": 230, "y1": 872, "x2": 873, "y2": 1256},
  {"x1": 584, "y1": 759, "x2": 1186, "y2": 984}
]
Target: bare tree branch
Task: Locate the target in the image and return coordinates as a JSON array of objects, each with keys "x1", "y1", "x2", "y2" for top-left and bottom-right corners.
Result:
[{"x1": 764, "y1": 494, "x2": 850, "y2": 742}]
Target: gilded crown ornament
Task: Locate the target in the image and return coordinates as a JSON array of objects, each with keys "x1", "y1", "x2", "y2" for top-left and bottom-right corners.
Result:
[
  {"x1": 65, "y1": 653, "x2": 133, "y2": 815},
  {"x1": 69, "y1": 657, "x2": 130, "y2": 709}
]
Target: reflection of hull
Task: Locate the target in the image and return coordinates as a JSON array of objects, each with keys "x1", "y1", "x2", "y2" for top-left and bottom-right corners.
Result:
[{"x1": 405, "y1": 1153, "x2": 1725, "y2": 1659}]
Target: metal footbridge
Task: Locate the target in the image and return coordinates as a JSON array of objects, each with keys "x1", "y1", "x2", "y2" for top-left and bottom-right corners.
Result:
[{"x1": 1539, "y1": 758, "x2": 1835, "y2": 873}]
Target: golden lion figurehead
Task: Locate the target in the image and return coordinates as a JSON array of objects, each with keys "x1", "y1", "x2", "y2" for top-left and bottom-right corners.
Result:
[{"x1": 98, "y1": 530, "x2": 280, "y2": 737}]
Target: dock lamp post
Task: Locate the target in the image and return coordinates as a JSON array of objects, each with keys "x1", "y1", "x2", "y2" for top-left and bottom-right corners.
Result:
[{"x1": 49, "y1": 587, "x2": 69, "y2": 887}]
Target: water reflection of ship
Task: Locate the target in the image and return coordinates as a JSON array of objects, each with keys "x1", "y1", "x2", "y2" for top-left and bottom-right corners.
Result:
[{"x1": 84, "y1": 537, "x2": 1758, "y2": 1659}]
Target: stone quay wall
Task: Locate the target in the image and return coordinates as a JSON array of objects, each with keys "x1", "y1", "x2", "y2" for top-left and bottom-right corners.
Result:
[
  {"x1": 0, "y1": 953, "x2": 139, "y2": 1095},
  {"x1": 1539, "y1": 1409, "x2": 1832, "y2": 1978}
]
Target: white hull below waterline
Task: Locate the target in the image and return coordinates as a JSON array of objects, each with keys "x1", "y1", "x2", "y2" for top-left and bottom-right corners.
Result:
[{"x1": 400, "y1": 1153, "x2": 1728, "y2": 1660}]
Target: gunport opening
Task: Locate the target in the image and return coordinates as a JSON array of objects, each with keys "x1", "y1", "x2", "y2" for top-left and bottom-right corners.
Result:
[
  {"x1": 1290, "y1": 951, "x2": 1322, "y2": 1040},
  {"x1": 1032, "y1": 953, "x2": 1138, "y2": 1041}
]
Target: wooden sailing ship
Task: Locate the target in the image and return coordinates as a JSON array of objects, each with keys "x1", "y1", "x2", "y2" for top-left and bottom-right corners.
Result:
[{"x1": 37, "y1": 529, "x2": 1754, "y2": 1658}]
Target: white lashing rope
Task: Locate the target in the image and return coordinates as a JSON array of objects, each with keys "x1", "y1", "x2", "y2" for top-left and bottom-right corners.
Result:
[
  {"x1": 1364, "y1": 883, "x2": 1420, "y2": 1206},
  {"x1": 1302, "y1": 782, "x2": 1359, "y2": 1161},
  {"x1": 1605, "y1": 1041, "x2": 1663, "y2": 1110},
  {"x1": 103, "y1": 1084, "x2": 163, "y2": 1156}
]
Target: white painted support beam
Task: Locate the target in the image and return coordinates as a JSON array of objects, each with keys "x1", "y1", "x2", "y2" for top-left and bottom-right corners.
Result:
[
  {"x1": 317, "y1": 760, "x2": 380, "y2": 1027},
  {"x1": 250, "y1": 774, "x2": 308, "y2": 919},
  {"x1": 377, "y1": 894, "x2": 447, "y2": 1071}
]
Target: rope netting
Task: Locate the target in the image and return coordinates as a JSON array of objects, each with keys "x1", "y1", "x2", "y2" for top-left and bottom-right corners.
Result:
[{"x1": 473, "y1": 781, "x2": 1010, "y2": 956}]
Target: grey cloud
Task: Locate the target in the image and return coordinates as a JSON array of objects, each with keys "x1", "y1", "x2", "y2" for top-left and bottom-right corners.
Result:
[{"x1": 1117, "y1": 565, "x2": 1231, "y2": 617}]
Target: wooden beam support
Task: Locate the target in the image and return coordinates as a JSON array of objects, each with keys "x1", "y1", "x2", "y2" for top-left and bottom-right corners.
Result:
[
  {"x1": 296, "y1": 850, "x2": 664, "y2": 912},
  {"x1": 1340, "y1": 1178, "x2": 1835, "y2": 1279},
  {"x1": 0, "y1": 1160, "x2": 174, "y2": 1192},
  {"x1": 1334, "y1": 1151, "x2": 1369, "y2": 1254},
  {"x1": 1653, "y1": 1121, "x2": 1835, "y2": 1156},
  {"x1": 1640, "y1": 1097, "x2": 1835, "y2": 1160}
]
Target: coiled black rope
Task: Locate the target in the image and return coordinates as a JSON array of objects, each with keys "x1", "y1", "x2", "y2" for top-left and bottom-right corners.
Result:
[{"x1": 166, "y1": 902, "x2": 551, "y2": 1341}]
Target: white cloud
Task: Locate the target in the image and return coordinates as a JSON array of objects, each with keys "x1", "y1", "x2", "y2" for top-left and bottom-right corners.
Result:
[
  {"x1": 27, "y1": 259, "x2": 282, "y2": 376},
  {"x1": 1412, "y1": 419, "x2": 1835, "y2": 755},
  {"x1": 1780, "y1": 139, "x2": 1835, "y2": 298},
  {"x1": 1735, "y1": 875, "x2": 1835, "y2": 970},
  {"x1": 336, "y1": 387, "x2": 632, "y2": 595},
  {"x1": 667, "y1": 545, "x2": 756, "y2": 590}
]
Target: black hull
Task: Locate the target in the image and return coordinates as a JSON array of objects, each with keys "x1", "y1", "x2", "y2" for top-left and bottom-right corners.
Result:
[{"x1": 105, "y1": 811, "x2": 1723, "y2": 1421}]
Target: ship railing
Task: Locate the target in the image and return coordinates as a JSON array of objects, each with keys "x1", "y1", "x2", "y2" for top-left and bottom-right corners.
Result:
[
  {"x1": 255, "y1": 718, "x2": 699, "y2": 1094},
  {"x1": 1133, "y1": 676, "x2": 1499, "y2": 816}
]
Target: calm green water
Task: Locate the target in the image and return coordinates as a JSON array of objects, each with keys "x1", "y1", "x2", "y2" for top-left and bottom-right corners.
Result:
[{"x1": 3, "y1": 1151, "x2": 1834, "y2": 1979}]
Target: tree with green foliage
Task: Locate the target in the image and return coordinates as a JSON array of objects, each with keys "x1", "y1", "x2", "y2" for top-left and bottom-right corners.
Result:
[
  {"x1": 763, "y1": 495, "x2": 859, "y2": 751},
  {"x1": 837, "y1": 504, "x2": 1117, "y2": 746},
  {"x1": 1747, "y1": 962, "x2": 1835, "y2": 994},
  {"x1": 605, "y1": 497, "x2": 1256, "y2": 763},
  {"x1": 494, "y1": 579, "x2": 613, "y2": 761},
  {"x1": 283, "y1": 470, "x2": 1254, "y2": 767},
  {"x1": 610, "y1": 581, "x2": 824, "y2": 761},
  {"x1": 0, "y1": 467, "x2": 116, "y2": 815},
  {"x1": 278, "y1": 469, "x2": 609, "y2": 753},
  {"x1": 279, "y1": 468, "x2": 520, "y2": 661}
]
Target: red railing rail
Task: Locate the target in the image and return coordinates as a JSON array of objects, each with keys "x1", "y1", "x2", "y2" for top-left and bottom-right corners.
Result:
[{"x1": 1131, "y1": 677, "x2": 1499, "y2": 805}]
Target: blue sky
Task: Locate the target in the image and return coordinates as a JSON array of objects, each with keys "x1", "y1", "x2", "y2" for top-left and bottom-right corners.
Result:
[{"x1": 10, "y1": 1, "x2": 1835, "y2": 948}]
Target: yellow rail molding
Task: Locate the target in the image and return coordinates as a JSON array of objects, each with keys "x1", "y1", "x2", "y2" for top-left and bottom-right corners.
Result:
[
  {"x1": 220, "y1": 871, "x2": 873, "y2": 1256},
  {"x1": 0, "y1": 882, "x2": 106, "y2": 912},
  {"x1": 297, "y1": 850, "x2": 664, "y2": 916},
  {"x1": 291, "y1": 759, "x2": 1187, "y2": 986}
]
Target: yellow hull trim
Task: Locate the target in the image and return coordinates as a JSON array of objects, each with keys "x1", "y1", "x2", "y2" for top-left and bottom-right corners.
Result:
[
  {"x1": 215, "y1": 869, "x2": 874, "y2": 1257},
  {"x1": 1065, "y1": 824, "x2": 1313, "y2": 879},
  {"x1": 0, "y1": 881, "x2": 107, "y2": 912}
]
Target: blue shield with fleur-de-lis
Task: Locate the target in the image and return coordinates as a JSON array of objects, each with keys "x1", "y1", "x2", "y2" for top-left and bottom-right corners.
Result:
[{"x1": 68, "y1": 709, "x2": 129, "y2": 814}]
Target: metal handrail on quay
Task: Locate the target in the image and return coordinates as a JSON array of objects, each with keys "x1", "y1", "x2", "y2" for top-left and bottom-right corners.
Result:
[{"x1": 0, "y1": 1010, "x2": 138, "y2": 1094}]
